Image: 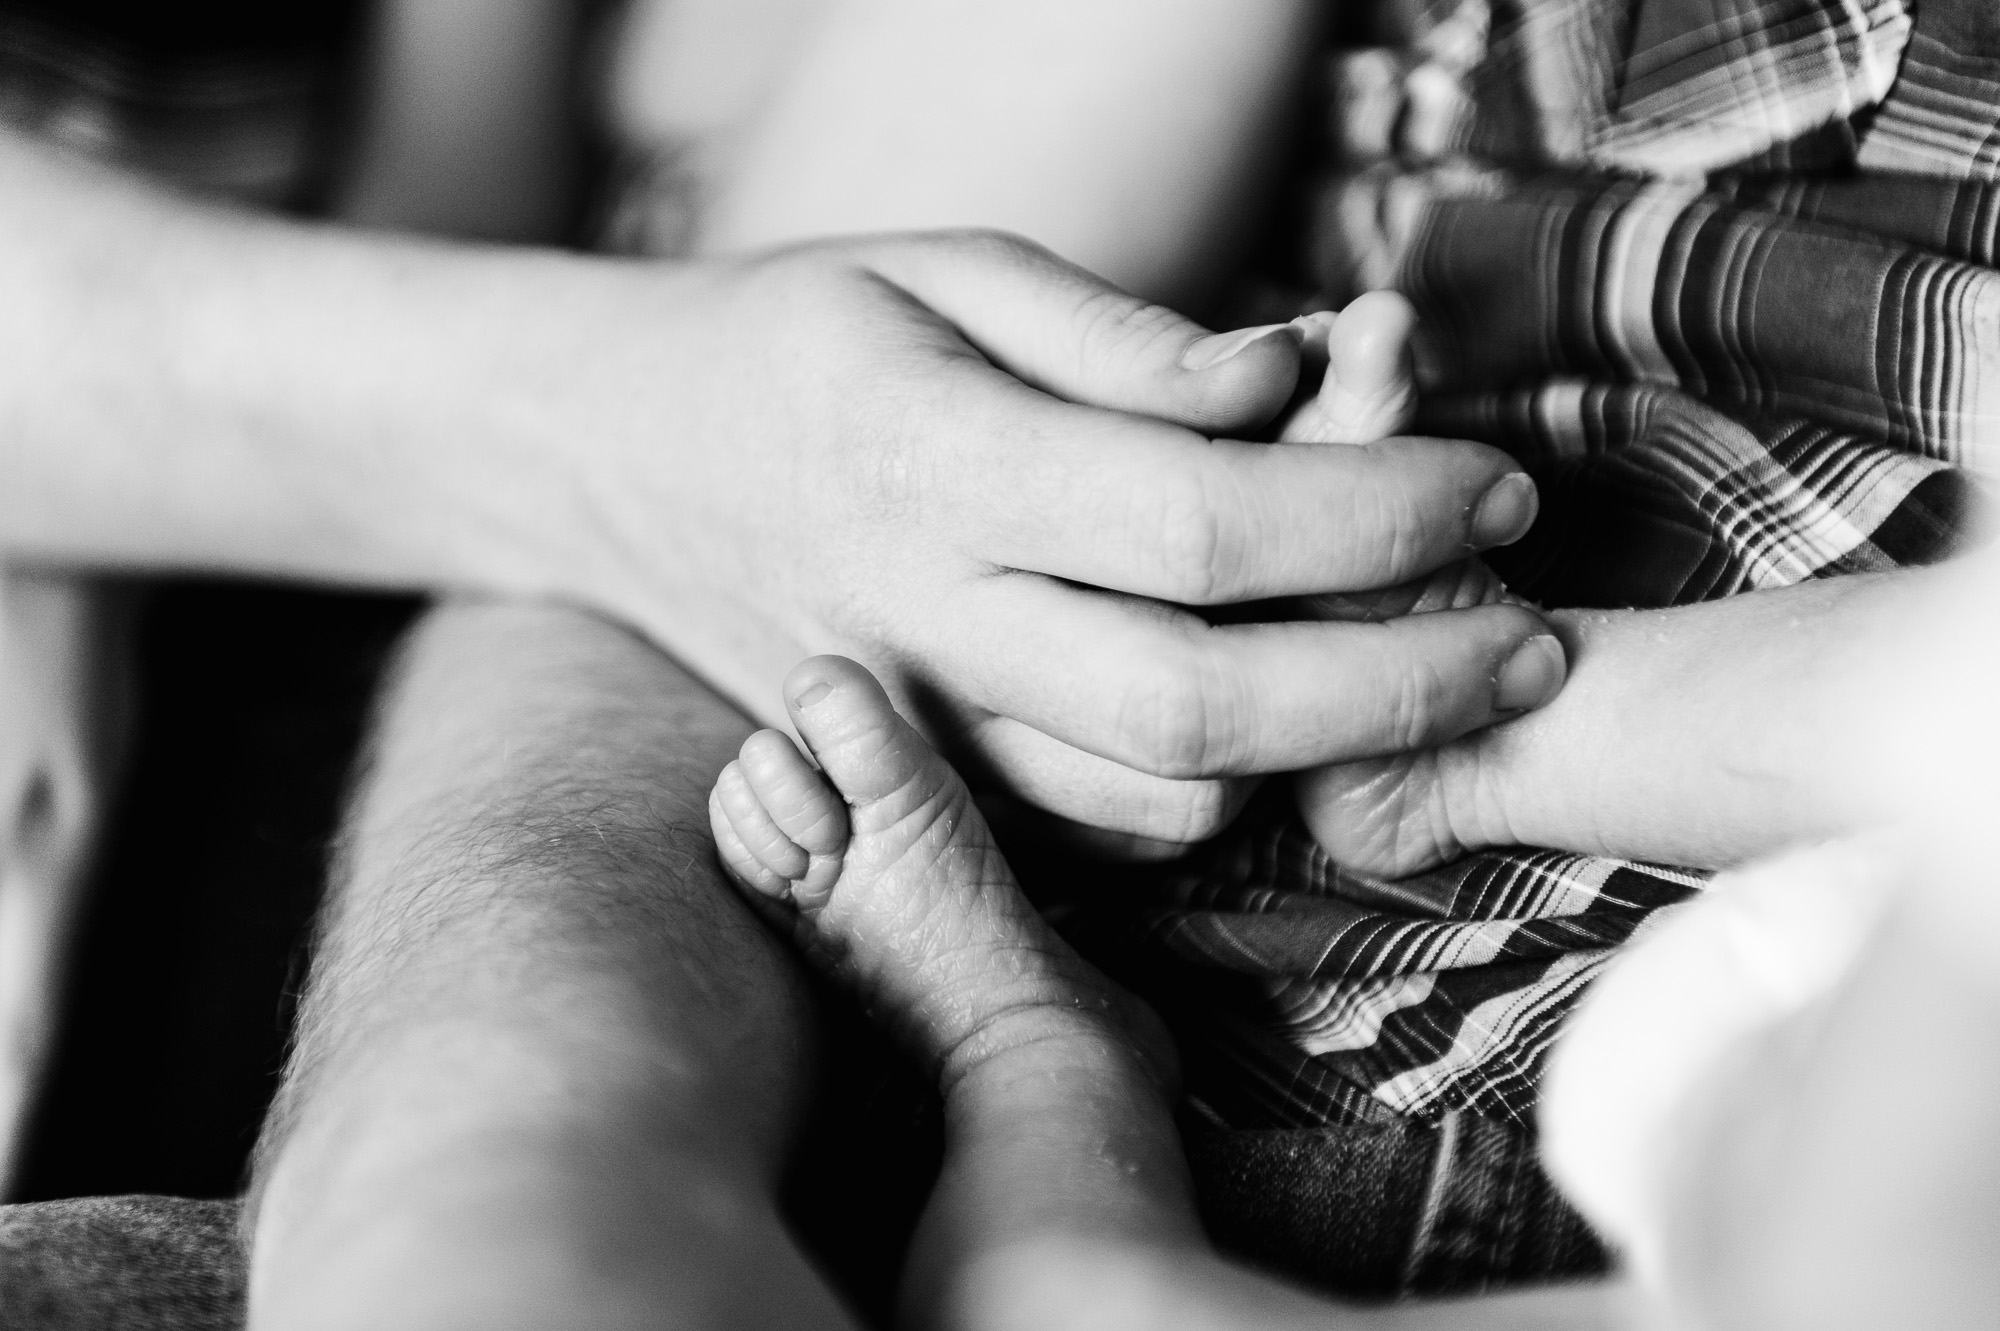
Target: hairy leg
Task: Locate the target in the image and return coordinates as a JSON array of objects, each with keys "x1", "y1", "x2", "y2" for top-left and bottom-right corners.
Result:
[{"x1": 247, "y1": 600, "x2": 855, "y2": 1331}]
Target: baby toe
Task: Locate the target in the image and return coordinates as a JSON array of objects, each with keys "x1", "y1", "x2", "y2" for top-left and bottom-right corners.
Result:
[
  {"x1": 713, "y1": 759, "x2": 811, "y2": 882},
  {"x1": 1327, "y1": 290, "x2": 1418, "y2": 389},
  {"x1": 739, "y1": 729, "x2": 849, "y2": 854},
  {"x1": 783, "y1": 656, "x2": 955, "y2": 823},
  {"x1": 1280, "y1": 290, "x2": 1419, "y2": 445},
  {"x1": 771, "y1": 658, "x2": 1130, "y2": 1072},
  {"x1": 1295, "y1": 751, "x2": 1474, "y2": 876},
  {"x1": 709, "y1": 781, "x2": 796, "y2": 900}
]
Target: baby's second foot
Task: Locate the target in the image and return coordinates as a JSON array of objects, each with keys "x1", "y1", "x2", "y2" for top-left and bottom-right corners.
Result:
[
  {"x1": 707, "y1": 656, "x2": 1174, "y2": 1097},
  {"x1": 1277, "y1": 290, "x2": 1420, "y2": 446},
  {"x1": 1277, "y1": 290, "x2": 1529, "y2": 624}
]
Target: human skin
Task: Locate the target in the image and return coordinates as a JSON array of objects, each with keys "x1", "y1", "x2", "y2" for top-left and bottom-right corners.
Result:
[
  {"x1": 0, "y1": 126, "x2": 1555, "y2": 847},
  {"x1": 245, "y1": 605, "x2": 1614, "y2": 1331},
  {"x1": 246, "y1": 602, "x2": 848, "y2": 1330},
  {"x1": 1297, "y1": 570, "x2": 1951, "y2": 875},
  {"x1": 700, "y1": 598, "x2": 2000, "y2": 1330},
  {"x1": 241, "y1": 283, "x2": 1557, "y2": 1331},
  {"x1": 694, "y1": 0, "x2": 1320, "y2": 314},
  {"x1": 706, "y1": 652, "x2": 1629, "y2": 1331},
  {"x1": 246, "y1": 4, "x2": 1928, "y2": 1329},
  {"x1": 237, "y1": 2, "x2": 1546, "y2": 1324},
  {"x1": 697, "y1": 0, "x2": 1951, "y2": 878}
]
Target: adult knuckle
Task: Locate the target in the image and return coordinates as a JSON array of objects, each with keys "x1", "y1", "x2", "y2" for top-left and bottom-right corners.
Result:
[
  {"x1": 1341, "y1": 454, "x2": 1433, "y2": 584},
  {"x1": 1070, "y1": 290, "x2": 1188, "y2": 366},
  {"x1": 834, "y1": 368, "x2": 979, "y2": 527},
  {"x1": 1151, "y1": 779, "x2": 1234, "y2": 843},
  {"x1": 1136, "y1": 465, "x2": 1242, "y2": 603},
  {"x1": 934, "y1": 226, "x2": 1047, "y2": 268},
  {"x1": 1113, "y1": 657, "x2": 1218, "y2": 778},
  {"x1": 831, "y1": 405, "x2": 917, "y2": 512},
  {"x1": 1387, "y1": 654, "x2": 1451, "y2": 751}
]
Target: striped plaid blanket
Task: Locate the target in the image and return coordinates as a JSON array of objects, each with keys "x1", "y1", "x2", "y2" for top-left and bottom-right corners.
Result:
[{"x1": 1066, "y1": 0, "x2": 1993, "y2": 1134}]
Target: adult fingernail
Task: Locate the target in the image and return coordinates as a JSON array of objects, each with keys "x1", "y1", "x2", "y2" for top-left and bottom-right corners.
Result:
[
  {"x1": 1180, "y1": 322, "x2": 1298, "y2": 371},
  {"x1": 792, "y1": 681, "x2": 832, "y2": 709},
  {"x1": 1470, "y1": 472, "x2": 1539, "y2": 548},
  {"x1": 1494, "y1": 634, "x2": 1566, "y2": 712}
]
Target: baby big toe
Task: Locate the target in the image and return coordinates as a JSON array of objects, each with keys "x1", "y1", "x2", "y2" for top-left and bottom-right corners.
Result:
[
  {"x1": 1280, "y1": 291, "x2": 1419, "y2": 444},
  {"x1": 783, "y1": 656, "x2": 960, "y2": 835}
]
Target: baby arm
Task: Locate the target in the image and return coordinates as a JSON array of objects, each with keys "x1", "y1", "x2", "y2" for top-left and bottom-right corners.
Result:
[{"x1": 1299, "y1": 570, "x2": 1941, "y2": 875}]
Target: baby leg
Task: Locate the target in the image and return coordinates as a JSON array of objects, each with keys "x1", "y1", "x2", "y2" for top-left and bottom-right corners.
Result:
[
  {"x1": 709, "y1": 658, "x2": 1614, "y2": 1331},
  {"x1": 708, "y1": 656, "x2": 1203, "y2": 1328}
]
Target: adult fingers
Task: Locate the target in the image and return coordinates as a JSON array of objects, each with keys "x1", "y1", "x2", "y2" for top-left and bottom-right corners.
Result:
[
  {"x1": 863, "y1": 229, "x2": 1300, "y2": 435},
  {"x1": 977, "y1": 791, "x2": 1242, "y2": 865},
  {"x1": 936, "y1": 369, "x2": 1538, "y2": 600},
  {"x1": 924, "y1": 575, "x2": 1567, "y2": 780},
  {"x1": 967, "y1": 713, "x2": 1260, "y2": 847}
]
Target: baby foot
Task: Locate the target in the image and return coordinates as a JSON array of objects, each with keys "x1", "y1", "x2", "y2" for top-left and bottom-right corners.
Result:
[
  {"x1": 1277, "y1": 290, "x2": 1421, "y2": 446},
  {"x1": 710, "y1": 658, "x2": 1204, "y2": 1328},
  {"x1": 1276, "y1": 290, "x2": 1528, "y2": 622},
  {"x1": 1270, "y1": 293, "x2": 1547, "y2": 875},
  {"x1": 707, "y1": 655, "x2": 1174, "y2": 1095},
  {"x1": 708, "y1": 662, "x2": 1607, "y2": 1331},
  {"x1": 1294, "y1": 747, "x2": 1488, "y2": 877}
]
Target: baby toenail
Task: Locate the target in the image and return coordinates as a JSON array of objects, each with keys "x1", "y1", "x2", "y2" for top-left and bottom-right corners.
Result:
[{"x1": 793, "y1": 681, "x2": 833, "y2": 709}]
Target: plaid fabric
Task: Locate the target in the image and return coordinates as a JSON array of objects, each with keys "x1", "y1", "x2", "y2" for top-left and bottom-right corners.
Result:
[
  {"x1": 1857, "y1": 3, "x2": 2000, "y2": 180},
  {"x1": 1067, "y1": 0, "x2": 1994, "y2": 1133}
]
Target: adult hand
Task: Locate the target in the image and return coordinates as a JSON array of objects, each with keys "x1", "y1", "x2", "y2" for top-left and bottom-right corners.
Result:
[
  {"x1": 0, "y1": 139, "x2": 1554, "y2": 848},
  {"x1": 1294, "y1": 575, "x2": 1924, "y2": 876},
  {"x1": 553, "y1": 232, "x2": 1560, "y2": 849}
]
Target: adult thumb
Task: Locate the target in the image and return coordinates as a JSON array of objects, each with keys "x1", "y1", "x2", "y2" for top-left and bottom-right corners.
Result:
[{"x1": 866, "y1": 229, "x2": 1300, "y2": 434}]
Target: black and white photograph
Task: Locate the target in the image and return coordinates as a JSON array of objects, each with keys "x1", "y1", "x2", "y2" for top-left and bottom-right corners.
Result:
[{"x1": 0, "y1": 2, "x2": 1995, "y2": 1328}]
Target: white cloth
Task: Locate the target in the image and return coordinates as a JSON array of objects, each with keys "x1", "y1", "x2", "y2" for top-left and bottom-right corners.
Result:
[{"x1": 1537, "y1": 836, "x2": 1901, "y2": 1296}]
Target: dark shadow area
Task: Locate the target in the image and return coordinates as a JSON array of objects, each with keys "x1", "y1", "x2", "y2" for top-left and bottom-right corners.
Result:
[{"x1": 13, "y1": 582, "x2": 419, "y2": 1202}]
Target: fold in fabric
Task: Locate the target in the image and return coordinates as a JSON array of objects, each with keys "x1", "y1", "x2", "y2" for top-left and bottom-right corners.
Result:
[{"x1": 1068, "y1": 0, "x2": 1995, "y2": 1134}]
